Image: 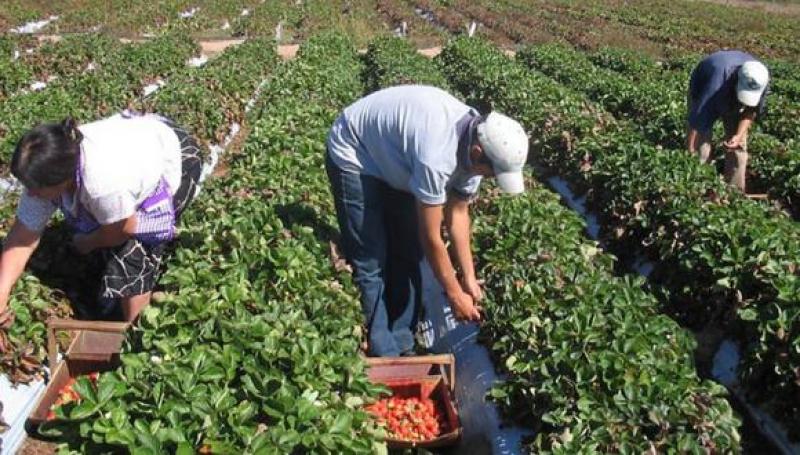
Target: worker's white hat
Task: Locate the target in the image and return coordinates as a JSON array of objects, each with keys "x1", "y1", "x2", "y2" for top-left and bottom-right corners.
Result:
[
  {"x1": 737, "y1": 61, "x2": 769, "y2": 107},
  {"x1": 476, "y1": 112, "x2": 529, "y2": 194}
]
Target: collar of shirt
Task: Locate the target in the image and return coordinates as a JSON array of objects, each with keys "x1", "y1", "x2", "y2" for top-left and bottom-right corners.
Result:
[{"x1": 456, "y1": 111, "x2": 481, "y2": 171}]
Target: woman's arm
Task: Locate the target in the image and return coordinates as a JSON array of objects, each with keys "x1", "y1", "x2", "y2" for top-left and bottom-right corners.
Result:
[
  {"x1": 0, "y1": 220, "x2": 42, "y2": 315},
  {"x1": 72, "y1": 214, "x2": 137, "y2": 254}
]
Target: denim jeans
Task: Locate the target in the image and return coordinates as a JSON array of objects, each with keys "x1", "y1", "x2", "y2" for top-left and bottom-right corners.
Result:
[{"x1": 326, "y1": 153, "x2": 423, "y2": 357}]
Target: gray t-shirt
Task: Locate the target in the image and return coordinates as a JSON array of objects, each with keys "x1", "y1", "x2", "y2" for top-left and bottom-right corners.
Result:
[
  {"x1": 688, "y1": 50, "x2": 768, "y2": 133},
  {"x1": 326, "y1": 85, "x2": 481, "y2": 205}
]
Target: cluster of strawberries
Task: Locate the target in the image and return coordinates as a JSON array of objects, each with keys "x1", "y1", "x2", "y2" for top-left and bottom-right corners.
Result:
[
  {"x1": 366, "y1": 396, "x2": 446, "y2": 442},
  {"x1": 46, "y1": 372, "x2": 99, "y2": 420}
]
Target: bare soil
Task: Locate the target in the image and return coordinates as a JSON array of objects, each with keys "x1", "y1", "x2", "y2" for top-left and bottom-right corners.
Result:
[
  {"x1": 277, "y1": 44, "x2": 299, "y2": 60},
  {"x1": 199, "y1": 38, "x2": 245, "y2": 56}
]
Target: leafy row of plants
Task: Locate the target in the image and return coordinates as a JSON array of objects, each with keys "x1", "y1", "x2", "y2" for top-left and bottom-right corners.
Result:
[
  {"x1": 0, "y1": 34, "x2": 123, "y2": 100},
  {"x1": 135, "y1": 37, "x2": 277, "y2": 147},
  {"x1": 588, "y1": 46, "x2": 800, "y2": 162},
  {"x1": 437, "y1": 36, "x2": 800, "y2": 441},
  {"x1": 0, "y1": 31, "x2": 199, "y2": 164},
  {"x1": 42, "y1": 32, "x2": 386, "y2": 453},
  {"x1": 1, "y1": 0, "x2": 266, "y2": 37},
  {"x1": 230, "y1": 0, "x2": 303, "y2": 40},
  {"x1": 361, "y1": 35, "x2": 451, "y2": 94},
  {"x1": 576, "y1": 0, "x2": 800, "y2": 61},
  {"x1": 522, "y1": 43, "x2": 800, "y2": 218},
  {"x1": 361, "y1": 35, "x2": 742, "y2": 452}
]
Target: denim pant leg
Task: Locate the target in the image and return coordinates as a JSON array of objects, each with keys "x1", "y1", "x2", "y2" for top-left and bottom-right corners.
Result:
[
  {"x1": 383, "y1": 187, "x2": 424, "y2": 354},
  {"x1": 326, "y1": 154, "x2": 399, "y2": 356}
]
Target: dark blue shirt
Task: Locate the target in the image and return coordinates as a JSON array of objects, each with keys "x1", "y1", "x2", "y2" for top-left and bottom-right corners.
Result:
[{"x1": 688, "y1": 50, "x2": 768, "y2": 133}]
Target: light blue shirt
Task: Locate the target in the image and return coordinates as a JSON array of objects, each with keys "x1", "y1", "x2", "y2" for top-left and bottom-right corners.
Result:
[{"x1": 326, "y1": 85, "x2": 482, "y2": 205}]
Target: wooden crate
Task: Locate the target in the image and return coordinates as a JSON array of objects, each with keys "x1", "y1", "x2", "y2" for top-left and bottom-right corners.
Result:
[
  {"x1": 26, "y1": 319, "x2": 128, "y2": 431},
  {"x1": 365, "y1": 354, "x2": 461, "y2": 449}
]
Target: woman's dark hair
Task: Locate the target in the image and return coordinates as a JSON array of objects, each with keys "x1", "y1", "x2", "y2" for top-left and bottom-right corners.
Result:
[{"x1": 10, "y1": 117, "x2": 83, "y2": 189}]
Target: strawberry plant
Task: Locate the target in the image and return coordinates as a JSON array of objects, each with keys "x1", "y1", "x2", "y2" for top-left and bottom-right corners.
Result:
[
  {"x1": 137, "y1": 37, "x2": 278, "y2": 147},
  {"x1": 0, "y1": 31, "x2": 199, "y2": 164},
  {"x1": 362, "y1": 36, "x2": 451, "y2": 94}
]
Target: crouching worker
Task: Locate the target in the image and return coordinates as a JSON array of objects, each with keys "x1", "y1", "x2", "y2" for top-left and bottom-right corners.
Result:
[
  {"x1": 0, "y1": 112, "x2": 202, "y2": 325},
  {"x1": 687, "y1": 50, "x2": 769, "y2": 192},
  {"x1": 325, "y1": 85, "x2": 528, "y2": 357}
]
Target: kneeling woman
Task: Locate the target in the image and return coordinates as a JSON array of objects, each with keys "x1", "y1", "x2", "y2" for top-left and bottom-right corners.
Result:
[{"x1": 0, "y1": 112, "x2": 202, "y2": 323}]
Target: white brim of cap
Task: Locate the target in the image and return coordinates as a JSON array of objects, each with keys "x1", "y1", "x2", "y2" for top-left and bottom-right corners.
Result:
[
  {"x1": 495, "y1": 170, "x2": 524, "y2": 194},
  {"x1": 737, "y1": 87, "x2": 764, "y2": 107}
]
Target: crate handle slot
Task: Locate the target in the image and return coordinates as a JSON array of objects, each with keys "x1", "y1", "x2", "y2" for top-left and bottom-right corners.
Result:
[
  {"x1": 365, "y1": 354, "x2": 455, "y2": 391},
  {"x1": 46, "y1": 318, "x2": 130, "y2": 371}
]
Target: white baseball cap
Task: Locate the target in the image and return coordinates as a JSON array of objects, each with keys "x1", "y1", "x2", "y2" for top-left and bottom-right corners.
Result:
[
  {"x1": 476, "y1": 112, "x2": 529, "y2": 194},
  {"x1": 736, "y1": 61, "x2": 769, "y2": 107}
]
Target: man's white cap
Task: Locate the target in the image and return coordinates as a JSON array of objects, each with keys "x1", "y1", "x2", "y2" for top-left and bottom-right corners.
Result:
[
  {"x1": 737, "y1": 61, "x2": 769, "y2": 107},
  {"x1": 476, "y1": 112, "x2": 528, "y2": 194}
]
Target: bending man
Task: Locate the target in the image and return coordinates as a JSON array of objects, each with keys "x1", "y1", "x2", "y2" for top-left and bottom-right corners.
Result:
[
  {"x1": 326, "y1": 85, "x2": 528, "y2": 357},
  {"x1": 687, "y1": 50, "x2": 769, "y2": 191}
]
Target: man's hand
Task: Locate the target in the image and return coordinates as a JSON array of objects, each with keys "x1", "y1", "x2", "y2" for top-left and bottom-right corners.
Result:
[
  {"x1": 448, "y1": 289, "x2": 482, "y2": 322},
  {"x1": 72, "y1": 233, "x2": 94, "y2": 255},
  {"x1": 723, "y1": 135, "x2": 744, "y2": 150},
  {"x1": 460, "y1": 276, "x2": 483, "y2": 302}
]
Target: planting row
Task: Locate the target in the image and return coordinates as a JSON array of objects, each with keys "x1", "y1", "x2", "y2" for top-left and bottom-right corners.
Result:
[
  {"x1": 586, "y1": 46, "x2": 800, "y2": 160},
  {"x1": 1, "y1": 1, "x2": 263, "y2": 36},
  {"x1": 0, "y1": 34, "x2": 123, "y2": 101},
  {"x1": 523, "y1": 43, "x2": 800, "y2": 218},
  {"x1": 0, "y1": 31, "x2": 199, "y2": 164},
  {"x1": 40, "y1": 33, "x2": 386, "y2": 453},
  {"x1": 437, "y1": 36, "x2": 800, "y2": 441},
  {"x1": 362, "y1": 35, "x2": 450, "y2": 94},
  {"x1": 361, "y1": 36, "x2": 741, "y2": 452},
  {"x1": 1, "y1": 0, "x2": 388, "y2": 46}
]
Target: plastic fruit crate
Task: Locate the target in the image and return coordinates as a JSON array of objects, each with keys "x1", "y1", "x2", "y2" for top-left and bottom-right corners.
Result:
[{"x1": 365, "y1": 354, "x2": 461, "y2": 449}]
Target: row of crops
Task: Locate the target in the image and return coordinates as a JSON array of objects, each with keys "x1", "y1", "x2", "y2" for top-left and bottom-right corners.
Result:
[
  {"x1": 519, "y1": 43, "x2": 800, "y2": 217},
  {"x1": 0, "y1": 29, "x2": 798, "y2": 454},
  {"x1": 0, "y1": 0, "x2": 386, "y2": 47}
]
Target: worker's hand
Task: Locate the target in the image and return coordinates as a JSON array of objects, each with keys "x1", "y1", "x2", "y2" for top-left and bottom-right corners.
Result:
[
  {"x1": 71, "y1": 233, "x2": 94, "y2": 255},
  {"x1": 723, "y1": 135, "x2": 744, "y2": 150},
  {"x1": 448, "y1": 290, "x2": 482, "y2": 322},
  {"x1": 460, "y1": 276, "x2": 484, "y2": 303}
]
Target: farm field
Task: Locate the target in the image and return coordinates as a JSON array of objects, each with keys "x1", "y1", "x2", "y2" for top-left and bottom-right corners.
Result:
[{"x1": 0, "y1": 1, "x2": 798, "y2": 454}]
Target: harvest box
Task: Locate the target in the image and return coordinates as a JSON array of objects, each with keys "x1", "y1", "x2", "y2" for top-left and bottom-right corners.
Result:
[
  {"x1": 26, "y1": 318, "x2": 129, "y2": 432},
  {"x1": 365, "y1": 354, "x2": 462, "y2": 449}
]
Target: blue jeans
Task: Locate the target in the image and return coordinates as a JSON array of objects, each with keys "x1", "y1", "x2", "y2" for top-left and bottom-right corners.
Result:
[{"x1": 326, "y1": 153, "x2": 423, "y2": 357}]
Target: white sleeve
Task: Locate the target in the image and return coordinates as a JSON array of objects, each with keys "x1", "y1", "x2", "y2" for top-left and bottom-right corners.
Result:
[
  {"x1": 84, "y1": 192, "x2": 138, "y2": 225},
  {"x1": 16, "y1": 191, "x2": 57, "y2": 233}
]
